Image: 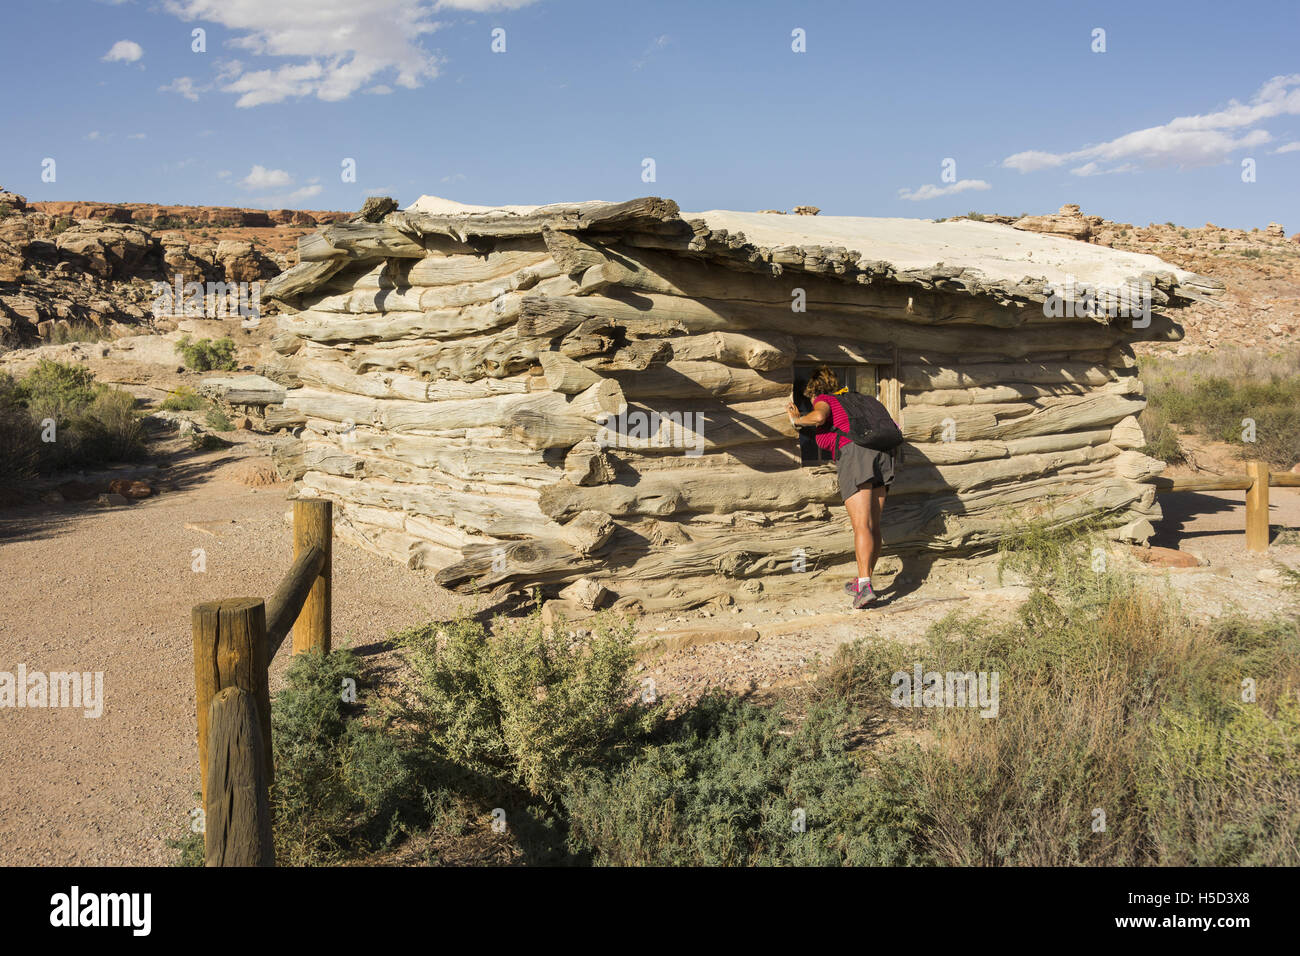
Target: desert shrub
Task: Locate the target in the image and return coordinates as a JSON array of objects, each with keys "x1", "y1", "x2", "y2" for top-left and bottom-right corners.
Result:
[
  {"x1": 50, "y1": 323, "x2": 112, "y2": 345},
  {"x1": 189, "y1": 432, "x2": 229, "y2": 451},
  {"x1": 164, "y1": 809, "x2": 206, "y2": 867},
  {"x1": 966, "y1": 211, "x2": 986, "y2": 222},
  {"x1": 1138, "y1": 695, "x2": 1300, "y2": 865},
  {"x1": 399, "y1": 612, "x2": 661, "y2": 801},
  {"x1": 20, "y1": 359, "x2": 99, "y2": 422},
  {"x1": 0, "y1": 374, "x2": 40, "y2": 497},
  {"x1": 1141, "y1": 349, "x2": 1300, "y2": 468},
  {"x1": 271, "y1": 649, "x2": 427, "y2": 865},
  {"x1": 205, "y1": 407, "x2": 233, "y2": 431},
  {"x1": 1243, "y1": 248, "x2": 1262, "y2": 259},
  {"x1": 563, "y1": 691, "x2": 925, "y2": 866},
  {"x1": 7, "y1": 360, "x2": 144, "y2": 472},
  {"x1": 160, "y1": 386, "x2": 204, "y2": 411},
  {"x1": 86, "y1": 388, "x2": 144, "y2": 461},
  {"x1": 176, "y1": 335, "x2": 237, "y2": 372},
  {"x1": 834, "y1": 526, "x2": 1300, "y2": 866}
]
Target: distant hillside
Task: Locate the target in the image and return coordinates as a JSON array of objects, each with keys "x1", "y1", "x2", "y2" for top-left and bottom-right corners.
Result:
[{"x1": 953, "y1": 205, "x2": 1300, "y2": 354}]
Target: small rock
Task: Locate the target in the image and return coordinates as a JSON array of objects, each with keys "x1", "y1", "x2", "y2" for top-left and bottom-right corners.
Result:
[
  {"x1": 1116, "y1": 517, "x2": 1155, "y2": 545},
  {"x1": 96, "y1": 492, "x2": 130, "y2": 507},
  {"x1": 108, "y1": 478, "x2": 152, "y2": 499},
  {"x1": 558, "y1": 577, "x2": 609, "y2": 610},
  {"x1": 1132, "y1": 546, "x2": 1201, "y2": 568}
]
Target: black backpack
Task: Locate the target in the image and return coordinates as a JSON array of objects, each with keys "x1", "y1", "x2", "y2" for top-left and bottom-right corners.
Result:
[{"x1": 827, "y1": 391, "x2": 903, "y2": 456}]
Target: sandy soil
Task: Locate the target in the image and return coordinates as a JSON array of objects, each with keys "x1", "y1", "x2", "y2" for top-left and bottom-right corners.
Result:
[{"x1": 0, "y1": 444, "x2": 474, "y2": 866}]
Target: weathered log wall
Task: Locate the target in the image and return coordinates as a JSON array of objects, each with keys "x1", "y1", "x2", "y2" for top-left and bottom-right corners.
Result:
[{"x1": 261, "y1": 200, "x2": 1191, "y2": 595}]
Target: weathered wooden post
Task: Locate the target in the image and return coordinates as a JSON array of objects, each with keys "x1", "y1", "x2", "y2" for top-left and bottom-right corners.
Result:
[
  {"x1": 205, "y1": 686, "x2": 275, "y2": 866},
  {"x1": 1245, "y1": 461, "x2": 1270, "y2": 553},
  {"x1": 292, "y1": 498, "x2": 332, "y2": 655},
  {"x1": 192, "y1": 598, "x2": 274, "y2": 815}
]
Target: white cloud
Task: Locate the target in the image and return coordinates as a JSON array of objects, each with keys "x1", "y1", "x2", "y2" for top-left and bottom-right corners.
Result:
[
  {"x1": 216, "y1": 170, "x2": 232, "y2": 179},
  {"x1": 1273, "y1": 141, "x2": 1300, "y2": 154},
  {"x1": 128, "y1": 132, "x2": 148, "y2": 140},
  {"x1": 85, "y1": 131, "x2": 103, "y2": 141},
  {"x1": 161, "y1": 1, "x2": 432, "y2": 106},
  {"x1": 159, "y1": 1, "x2": 540, "y2": 106},
  {"x1": 898, "y1": 179, "x2": 991, "y2": 201},
  {"x1": 103, "y1": 40, "x2": 144, "y2": 63},
  {"x1": 240, "y1": 165, "x2": 294, "y2": 189},
  {"x1": 160, "y1": 76, "x2": 202, "y2": 101},
  {"x1": 256, "y1": 184, "x2": 326, "y2": 207},
  {"x1": 1070, "y1": 161, "x2": 1137, "y2": 177},
  {"x1": 1003, "y1": 75, "x2": 1300, "y2": 174}
]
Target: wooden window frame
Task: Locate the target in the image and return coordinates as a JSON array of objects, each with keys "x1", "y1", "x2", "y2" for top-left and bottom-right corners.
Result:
[{"x1": 793, "y1": 346, "x2": 902, "y2": 467}]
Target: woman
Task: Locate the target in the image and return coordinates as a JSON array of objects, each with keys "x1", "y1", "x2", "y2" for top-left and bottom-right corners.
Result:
[{"x1": 787, "y1": 367, "x2": 894, "y2": 609}]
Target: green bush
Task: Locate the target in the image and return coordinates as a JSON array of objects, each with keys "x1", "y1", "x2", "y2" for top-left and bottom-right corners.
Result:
[
  {"x1": 1139, "y1": 696, "x2": 1300, "y2": 864},
  {"x1": 189, "y1": 432, "x2": 229, "y2": 451},
  {"x1": 1, "y1": 360, "x2": 144, "y2": 474},
  {"x1": 564, "y1": 691, "x2": 925, "y2": 866},
  {"x1": 1141, "y1": 349, "x2": 1300, "y2": 468},
  {"x1": 176, "y1": 335, "x2": 237, "y2": 372},
  {"x1": 399, "y1": 612, "x2": 661, "y2": 801},
  {"x1": 271, "y1": 649, "x2": 427, "y2": 865},
  {"x1": 205, "y1": 407, "x2": 233, "y2": 431},
  {"x1": 50, "y1": 323, "x2": 112, "y2": 345},
  {"x1": 0, "y1": 374, "x2": 40, "y2": 497},
  {"x1": 20, "y1": 359, "x2": 99, "y2": 422},
  {"x1": 160, "y1": 386, "x2": 204, "y2": 411}
]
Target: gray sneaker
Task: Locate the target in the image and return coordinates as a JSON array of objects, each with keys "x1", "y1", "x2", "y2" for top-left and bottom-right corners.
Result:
[{"x1": 848, "y1": 580, "x2": 877, "y2": 609}]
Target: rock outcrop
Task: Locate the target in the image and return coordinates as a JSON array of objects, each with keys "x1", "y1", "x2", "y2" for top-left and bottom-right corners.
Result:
[{"x1": 0, "y1": 188, "x2": 343, "y2": 346}]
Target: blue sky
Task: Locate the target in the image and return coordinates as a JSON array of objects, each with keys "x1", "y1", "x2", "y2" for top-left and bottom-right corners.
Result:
[{"x1": 2, "y1": 0, "x2": 1297, "y2": 230}]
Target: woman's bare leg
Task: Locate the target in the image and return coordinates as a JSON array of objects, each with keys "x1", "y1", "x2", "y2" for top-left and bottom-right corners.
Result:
[
  {"x1": 844, "y1": 487, "x2": 873, "y2": 579},
  {"x1": 864, "y1": 484, "x2": 887, "y2": 578}
]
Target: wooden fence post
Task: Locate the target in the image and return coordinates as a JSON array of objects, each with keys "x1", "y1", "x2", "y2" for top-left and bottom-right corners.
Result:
[
  {"x1": 205, "y1": 686, "x2": 275, "y2": 866},
  {"x1": 192, "y1": 598, "x2": 273, "y2": 809},
  {"x1": 292, "y1": 499, "x2": 332, "y2": 655},
  {"x1": 1245, "y1": 461, "x2": 1270, "y2": 553}
]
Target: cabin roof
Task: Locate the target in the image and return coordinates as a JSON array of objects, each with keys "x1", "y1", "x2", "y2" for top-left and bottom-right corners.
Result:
[{"x1": 266, "y1": 195, "x2": 1222, "y2": 313}]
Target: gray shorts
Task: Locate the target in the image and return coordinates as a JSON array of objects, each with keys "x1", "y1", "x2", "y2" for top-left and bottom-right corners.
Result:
[{"x1": 836, "y1": 442, "x2": 895, "y2": 502}]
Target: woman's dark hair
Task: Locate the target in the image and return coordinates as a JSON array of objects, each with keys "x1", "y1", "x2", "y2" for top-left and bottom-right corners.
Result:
[{"x1": 803, "y1": 365, "x2": 840, "y2": 401}]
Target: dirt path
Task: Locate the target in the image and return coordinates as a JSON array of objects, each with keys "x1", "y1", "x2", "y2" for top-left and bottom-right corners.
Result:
[{"x1": 0, "y1": 455, "x2": 472, "y2": 866}]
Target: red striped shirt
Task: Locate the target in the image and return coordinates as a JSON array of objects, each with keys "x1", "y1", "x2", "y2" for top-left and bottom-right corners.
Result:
[{"x1": 813, "y1": 393, "x2": 852, "y2": 455}]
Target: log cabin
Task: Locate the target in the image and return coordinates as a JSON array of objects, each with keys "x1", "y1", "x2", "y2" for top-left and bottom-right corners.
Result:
[{"x1": 260, "y1": 196, "x2": 1221, "y2": 604}]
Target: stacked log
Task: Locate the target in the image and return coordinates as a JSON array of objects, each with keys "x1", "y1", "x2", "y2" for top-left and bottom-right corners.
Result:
[{"x1": 260, "y1": 196, "x2": 1217, "y2": 595}]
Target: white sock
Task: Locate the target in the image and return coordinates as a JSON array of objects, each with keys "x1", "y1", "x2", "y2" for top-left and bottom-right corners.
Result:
[{"x1": 858, "y1": 577, "x2": 871, "y2": 589}]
